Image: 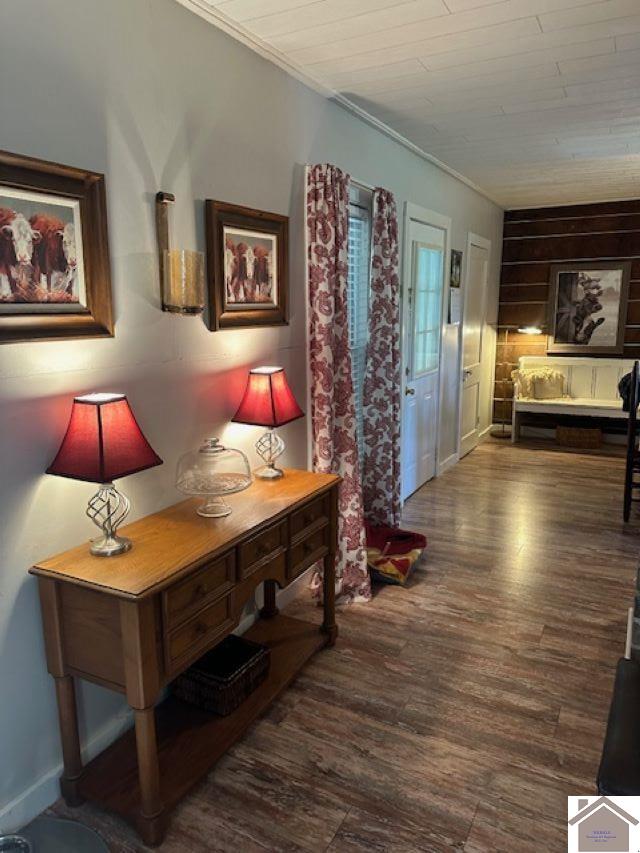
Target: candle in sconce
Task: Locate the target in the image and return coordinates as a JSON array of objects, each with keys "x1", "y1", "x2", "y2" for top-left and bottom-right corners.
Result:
[{"x1": 162, "y1": 249, "x2": 205, "y2": 315}]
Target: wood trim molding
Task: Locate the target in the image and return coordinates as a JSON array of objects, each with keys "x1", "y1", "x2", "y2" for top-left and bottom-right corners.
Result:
[{"x1": 173, "y1": 0, "x2": 502, "y2": 208}]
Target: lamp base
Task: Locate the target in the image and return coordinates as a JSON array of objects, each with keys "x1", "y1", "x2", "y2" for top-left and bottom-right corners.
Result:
[
  {"x1": 198, "y1": 496, "x2": 232, "y2": 517},
  {"x1": 90, "y1": 534, "x2": 132, "y2": 557},
  {"x1": 255, "y1": 429, "x2": 285, "y2": 479},
  {"x1": 255, "y1": 464, "x2": 283, "y2": 480},
  {"x1": 86, "y1": 483, "x2": 132, "y2": 558}
]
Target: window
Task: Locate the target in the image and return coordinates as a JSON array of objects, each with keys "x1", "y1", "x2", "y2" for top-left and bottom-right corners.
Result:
[
  {"x1": 347, "y1": 186, "x2": 372, "y2": 462},
  {"x1": 411, "y1": 243, "x2": 444, "y2": 377}
]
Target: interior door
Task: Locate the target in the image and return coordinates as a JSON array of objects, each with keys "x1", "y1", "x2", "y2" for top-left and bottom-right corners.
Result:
[
  {"x1": 401, "y1": 221, "x2": 446, "y2": 500},
  {"x1": 460, "y1": 238, "x2": 489, "y2": 457}
]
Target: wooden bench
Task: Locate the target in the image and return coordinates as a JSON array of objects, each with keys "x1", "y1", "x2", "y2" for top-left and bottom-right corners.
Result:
[{"x1": 511, "y1": 356, "x2": 633, "y2": 443}]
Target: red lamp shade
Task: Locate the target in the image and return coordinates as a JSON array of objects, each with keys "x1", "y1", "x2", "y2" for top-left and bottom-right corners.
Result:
[
  {"x1": 47, "y1": 393, "x2": 163, "y2": 483},
  {"x1": 232, "y1": 367, "x2": 304, "y2": 428}
]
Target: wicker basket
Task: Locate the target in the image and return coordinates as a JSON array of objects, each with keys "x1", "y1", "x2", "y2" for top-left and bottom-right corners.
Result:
[
  {"x1": 556, "y1": 425, "x2": 602, "y2": 449},
  {"x1": 172, "y1": 634, "x2": 270, "y2": 716}
]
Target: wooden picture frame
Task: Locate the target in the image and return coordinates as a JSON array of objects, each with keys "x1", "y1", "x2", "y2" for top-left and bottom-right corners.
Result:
[
  {"x1": 547, "y1": 261, "x2": 631, "y2": 355},
  {"x1": 450, "y1": 249, "x2": 462, "y2": 289},
  {"x1": 205, "y1": 199, "x2": 288, "y2": 330},
  {"x1": 0, "y1": 149, "x2": 113, "y2": 343}
]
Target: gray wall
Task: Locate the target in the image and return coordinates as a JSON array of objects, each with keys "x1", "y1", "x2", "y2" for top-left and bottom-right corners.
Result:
[{"x1": 0, "y1": 0, "x2": 503, "y2": 828}]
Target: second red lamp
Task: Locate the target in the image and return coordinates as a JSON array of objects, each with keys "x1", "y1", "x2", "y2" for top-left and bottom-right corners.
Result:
[{"x1": 232, "y1": 367, "x2": 303, "y2": 479}]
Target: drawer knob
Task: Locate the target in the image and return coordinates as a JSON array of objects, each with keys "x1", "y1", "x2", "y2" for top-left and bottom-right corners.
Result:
[
  {"x1": 303, "y1": 542, "x2": 315, "y2": 555},
  {"x1": 304, "y1": 514, "x2": 314, "y2": 526},
  {"x1": 257, "y1": 543, "x2": 271, "y2": 557},
  {"x1": 194, "y1": 621, "x2": 208, "y2": 637},
  {"x1": 192, "y1": 584, "x2": 205, "y2": 600}
]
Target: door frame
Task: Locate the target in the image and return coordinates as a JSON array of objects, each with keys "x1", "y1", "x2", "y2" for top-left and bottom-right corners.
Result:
[
  {"x1": 401, "y1": 202, "x2": 452, "y2": 501},
  {"x1": 457, "y1": 231, "x2": 492, "y2": 454}
]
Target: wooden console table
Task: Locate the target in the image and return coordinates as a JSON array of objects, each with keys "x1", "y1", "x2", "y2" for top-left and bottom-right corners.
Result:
[{"x1": 30, "y1": 469, "x2": 340, "y2": 846}]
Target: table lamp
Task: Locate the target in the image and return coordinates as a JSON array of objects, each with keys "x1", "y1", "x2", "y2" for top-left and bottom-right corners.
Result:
[
  {"x1": 47, "y1": 393, "x2": 163, "y2": 556},
  {"x1": 232, "y1": 366, "x2": 303, "y2": 479}
]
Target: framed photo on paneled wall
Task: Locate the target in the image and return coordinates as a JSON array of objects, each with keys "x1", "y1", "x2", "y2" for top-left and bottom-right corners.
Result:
[
  {"x1": 547, "y1": 261, "x2": 631, "y2": 355},
  {"x1": 205, "y1": 199, "x2": 288, "y2": 330},
  {"x1": 0, "y1": 149, "x2": 113, "y2": 343}
]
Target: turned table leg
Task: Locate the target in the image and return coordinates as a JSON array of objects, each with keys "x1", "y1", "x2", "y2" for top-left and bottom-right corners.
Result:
[
  {"x1": 321, "y1": 551, "x2": 338, "y2": 646},
  {"x1": 321, "y1": 486, "x2": 339, "y2": 646},
  {"x1": 119, "y1": 599, "x2": 165, "y2": 846},
  {"x1": 260, "y1": 579, "x2": 279, "y2": 619},
  {"x1": 54, "y1": 675, "x2": 84, "y2": 806},
  {"x1": 134, "y1": 706, "x2": 165, "y2": 847}
]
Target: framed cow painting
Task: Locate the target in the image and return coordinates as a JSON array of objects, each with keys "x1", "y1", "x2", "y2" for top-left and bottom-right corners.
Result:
[
  {"x1": 0, "y1": 150, "x2": 113, "y2": 343},
  {"x1": 205, "y1": 199, "x2": 288, "y2": 330},
  {"x1": 547, "y1": 261, "x2": 631, "y2": 355}
]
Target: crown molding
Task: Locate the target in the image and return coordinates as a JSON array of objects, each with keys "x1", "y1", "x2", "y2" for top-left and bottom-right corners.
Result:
[{"x1": 174, "y1": 0, "x2": 503, "y2": 209}]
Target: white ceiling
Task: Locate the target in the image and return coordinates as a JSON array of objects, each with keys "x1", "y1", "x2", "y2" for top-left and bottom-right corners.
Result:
[{"x1": 180, "y1": 0, "x2": 640, "y2": 208}]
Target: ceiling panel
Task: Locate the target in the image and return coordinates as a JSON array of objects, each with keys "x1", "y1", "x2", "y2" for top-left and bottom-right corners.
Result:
[
  {"x1": 213, "y1": 0, "x2": 317, "y2": 22},
  {"x1": 180, "y1": 0, "x2": 640, "y2": 207},
  {"x1": 267, "y1": 0, "x2": 451, "y2": 50},
  {"x1": 307, "y1": 16, "x2": 543, "y2": 76},
  {"x1": 248, "y1": 0, "x2": 414, "y2": 39},
  {"x1": 539, "y1": 0, "x2": 640, "y2": 31}
]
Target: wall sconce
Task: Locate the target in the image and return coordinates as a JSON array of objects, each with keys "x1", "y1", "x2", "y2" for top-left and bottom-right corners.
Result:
[{"x1": 156, "y1": 192, "x2": 205, "y2": 315}]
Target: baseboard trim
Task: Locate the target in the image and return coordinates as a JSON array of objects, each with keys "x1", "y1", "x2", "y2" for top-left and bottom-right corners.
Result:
[
  {"x1": 0, "y1": 706, "x2": 134, "y2": 834},
  {"x1": 437, "y1": 453, "x2": 459, "y2": 476},
  {"x1": 1, "y1": 571, "x2": 312, "y2": 834}
]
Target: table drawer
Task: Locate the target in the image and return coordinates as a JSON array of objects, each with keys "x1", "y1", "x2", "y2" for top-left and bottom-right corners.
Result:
[
  {"x1": 289, "y1": 524, "x2": 329, "y2": 580},
  {"x1": 166, "y1": 595, "x2": 232, "y2": 670},
  {"x1": 163, "y1": 551, "x2": 235, "y2": 630},
  {"x1": 290, "y1": 494, "x2": 330, "y2": 542},
  {"x1": 238, "y1": 520, "x2": 287, "y2": 580}
]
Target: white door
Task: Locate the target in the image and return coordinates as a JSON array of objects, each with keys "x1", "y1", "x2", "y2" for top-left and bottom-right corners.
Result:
[
  {"x1": 401, "y1": 219, "x2": 447, "y2": 500},
  {"x1": 460, "y1": 235, "x2": 490, "y2": 457}
]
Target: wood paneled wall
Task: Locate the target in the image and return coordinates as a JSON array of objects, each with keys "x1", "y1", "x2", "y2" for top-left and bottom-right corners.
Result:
[{"x1": 495, "y1": 199, "x2": 640, "y2": 422}]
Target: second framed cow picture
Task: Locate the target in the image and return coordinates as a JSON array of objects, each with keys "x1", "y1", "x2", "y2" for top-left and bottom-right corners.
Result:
[
  {"x1": 205, "y1": 199, "x2": 288, "y2": 330},
  {"x1": 0, "y1": 149, "x2": 113, "y2": 343}
]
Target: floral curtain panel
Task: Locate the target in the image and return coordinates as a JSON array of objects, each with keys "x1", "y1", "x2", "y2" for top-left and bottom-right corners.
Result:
[
  {"x1": 306, "y1": 164, "x2": 371, "y2": 604},
  {"x1": 362, "y1": 189, "x2": 402, "y2": 528}
]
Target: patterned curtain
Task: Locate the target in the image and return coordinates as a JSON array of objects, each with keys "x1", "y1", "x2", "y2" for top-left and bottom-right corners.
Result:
[
  {"x1": 362, "y1": 188, "x2": 402, "y2": 528},
  {"x1": 306, "y1": 164, "x2": 371, "y2": 604}
]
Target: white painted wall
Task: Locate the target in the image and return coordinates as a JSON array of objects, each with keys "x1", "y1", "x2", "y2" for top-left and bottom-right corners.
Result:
[{"x1": 0, "y1": 0, "x2": 503, "y2": 830}]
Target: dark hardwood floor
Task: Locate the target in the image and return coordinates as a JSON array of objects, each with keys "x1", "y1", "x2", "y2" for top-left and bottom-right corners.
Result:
[{"x1": 50, "y1": 440, "x2": 639, "y2": 851}]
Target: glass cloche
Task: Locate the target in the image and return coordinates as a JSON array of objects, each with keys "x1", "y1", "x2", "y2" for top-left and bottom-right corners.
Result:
[{"x1": 175, "y1": 438, "x2": 252, "y2": 518}]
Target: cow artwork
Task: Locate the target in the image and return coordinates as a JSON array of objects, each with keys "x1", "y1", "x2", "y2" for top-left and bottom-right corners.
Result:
[
  {"x1": 222, "y1": 227, "x2": 277, "y2": 309},
  {"x1": 547, "y1": 262, "x2": 630, "y2": 355},
  {"x1": 206, "y1": 198, "x2": 288, "y2": 330},
  {"x1": 0, "y1": 187, "x2": 85, "y2": 313}
]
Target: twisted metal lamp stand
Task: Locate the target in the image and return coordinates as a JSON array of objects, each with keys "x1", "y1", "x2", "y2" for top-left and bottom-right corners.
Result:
[
  {"x1": 255, "y1": 429, "x2": 285, "y2": 479},
  {"x1": 86, "y1": 483, "x2": 131, "y2": 556}
]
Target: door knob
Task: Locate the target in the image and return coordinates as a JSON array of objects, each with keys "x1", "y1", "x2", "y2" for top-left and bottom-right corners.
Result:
[
  {"x1": 463, "y1": 369, "x2": 472, "y2": 378},
  {"x1": 405, "y1": 387, "x2": 415, "y2": 396}
]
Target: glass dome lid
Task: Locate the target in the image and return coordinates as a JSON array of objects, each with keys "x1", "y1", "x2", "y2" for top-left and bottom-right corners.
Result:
[{"x1": 175, "y1": 438, "x2": 252, "y2": 517}]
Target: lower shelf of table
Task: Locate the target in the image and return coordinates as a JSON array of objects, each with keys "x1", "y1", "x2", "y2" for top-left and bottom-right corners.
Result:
[{"x1": 76, "y1": 613, "x2": 327, "y2": 828}]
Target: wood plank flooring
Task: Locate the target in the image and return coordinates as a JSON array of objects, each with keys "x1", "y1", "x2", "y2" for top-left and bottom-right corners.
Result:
[{"x1": 50, "y1": 440, "x2": 640, "y2": 851}]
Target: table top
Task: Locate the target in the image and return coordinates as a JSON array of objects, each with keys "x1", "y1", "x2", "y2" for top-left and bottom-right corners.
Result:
[{"x1": 30, "y1": 469, "x2": 339, "y2": 599}]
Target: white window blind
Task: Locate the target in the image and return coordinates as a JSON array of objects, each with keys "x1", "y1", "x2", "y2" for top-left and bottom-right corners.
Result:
[{"x1": 347, "y1": 196, "x2": 372, "y2": 462}]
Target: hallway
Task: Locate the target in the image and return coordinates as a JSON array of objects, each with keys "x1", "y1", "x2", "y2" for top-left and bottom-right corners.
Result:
[{"x1": 52, "y1": 441, "x2": 638, "y2": 851}]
